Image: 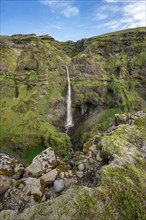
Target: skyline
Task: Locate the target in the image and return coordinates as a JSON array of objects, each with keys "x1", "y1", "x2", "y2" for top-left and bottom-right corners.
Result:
[{"x1": 1, "y1": 0, "x2": 146, "y2": 41}]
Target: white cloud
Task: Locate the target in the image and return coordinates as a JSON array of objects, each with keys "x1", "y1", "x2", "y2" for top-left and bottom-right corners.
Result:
[
  {"x1": 62, "y1": 6, "x2": 79, "y2": 17},
  {"x1": 104, "y1": 0, "x2": 145, "y2": 2},
  {"x1": 104, "y1": 0, "x2": 119, "y2": 2},
  {"x1": 104, "y1": 0, "x2": 145, "y2": 29},
  {"x1": 40, "y1": 0, "x2": 79, "y2": 17},
  {"x1": 96, "y1": 13, "x2": 108, "y2": 20},
  {"x1": 94, "y1": 5, "x2": 120, "y2": 21},
  {"x1": 121, "y1": 1, "x2": 145, "y2": 28},
  {"x1": 54, "y1": 25, "x2": 62, "y2": 29}
]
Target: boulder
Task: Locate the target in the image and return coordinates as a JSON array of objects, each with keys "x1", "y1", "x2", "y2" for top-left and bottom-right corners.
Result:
[
  {"x1": 40, "y1": 169, "x2": 58, "y2": 185},
  {"x1": 53, "y1": 179, "x2": 65, "y2": 193},
  {"x1": 2, "y1": 177, "x2": 42, "y2": 211},
  {"x1": 0, "y1": 153, "x2": 24, "y2": 180},
  {"x1": 25, "y1": 148, "x2": 58, "y2": 177}
]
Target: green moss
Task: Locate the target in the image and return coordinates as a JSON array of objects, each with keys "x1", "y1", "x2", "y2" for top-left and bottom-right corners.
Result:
[
  {"x1": 56, "y1": 161, "x2": 68, "y2": 173},
  {"x1": 33, "y1": 194, "x2": 42, "y2": 203},
  {"x1": 108, "y1": 75, "x2": 143, "y2": 111},
  {"x1": 15, "y1": 180, "x2": 26, "y2": 188},
  {"x1": 134, "y1": 117, "x2": 146, "y2": 127},
  {"x1": 98, "y1": 161, "x2": 146, "y2": 220},
  {"x1": 0, "y1": 99, "x2": 71, "y2": 162},
  {"x1": 74, "y1": 117, "x2": 146, "y2": 220},
  {"x1": 132, "y1": 51, "x2": 146, "y2": 67},
  {"x1": 98, "y1": 108, "x2": 122, "y2": 131},
  {"x1": 0, "y1": 169, "x2": 14, "y2": 176},
  {"x1": 40, "y1": 179, "x2": 47, "y2": 192},
  {"x1": 100, "y1": 123, "x2": 145, "y2": 158}
]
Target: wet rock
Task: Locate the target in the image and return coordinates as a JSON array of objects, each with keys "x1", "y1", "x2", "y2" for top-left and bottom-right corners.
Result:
[{"x1": 54, "y1": 179, "x2": 65, "y2": 193}]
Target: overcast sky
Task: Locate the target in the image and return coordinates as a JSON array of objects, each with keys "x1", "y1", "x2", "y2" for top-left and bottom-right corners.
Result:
[{"x1": 1, "y1": 0, "x2": 146, "y2": 41}]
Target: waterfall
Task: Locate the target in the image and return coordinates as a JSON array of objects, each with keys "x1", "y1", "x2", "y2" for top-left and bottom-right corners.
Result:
[{"x1": 66, "y1": 65, "x2": 73, "y2": 131}]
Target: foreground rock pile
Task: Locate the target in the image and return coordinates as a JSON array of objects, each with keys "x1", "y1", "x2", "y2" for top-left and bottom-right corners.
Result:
[
  {"x1": 0, "y1": 144, "x2": 102, "y2": 211},
  {"x1": 0, "y1": 111, "x2": 146, "y2": 218}
]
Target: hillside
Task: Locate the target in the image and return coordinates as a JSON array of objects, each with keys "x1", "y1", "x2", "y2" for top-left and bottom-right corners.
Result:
[
  {"x1": 0, "y1": 27, "x2": 146, "y2": 160},
  {"x1": 0, "y1": 27, "x2": 146, "y2": 219}
]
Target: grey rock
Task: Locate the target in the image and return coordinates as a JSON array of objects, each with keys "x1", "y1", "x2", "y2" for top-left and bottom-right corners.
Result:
[
  {"x1": 59, "y1": 172, "x2": 65, "y2": 179},
  {"x1": 40, "y1": 169, "x2": 58, "y2": 184},
  {"x1": 54, "y1": 179, "x2": 65, "y2": 193},
  {"x1": 78, "y1": 163, "x2": 84, "y2": 171},
  {"x1": 25, "y1": 148, "x2": 58, "y2": 177},
  {"x1": 89, "y1": 158, "x2": 94, "y2": 164},
  {"x1": 2, "y1": 177, "x2": 42, "y2": 211},
  {"x1": 64, "y1": 178, "x2": 76, "y2": 188},
  {"x1": 140, "y1": 145, "x2": 146, "y2": 158},
  {"x1": 76, "y1": 171, "x2": 84, "y2": 178},
  {"x1": 96, "y1": 152, "x2": 102, "y2": 162},
  {"x1": 89, "y1": 145, "x2": 98, "y2": 156}
]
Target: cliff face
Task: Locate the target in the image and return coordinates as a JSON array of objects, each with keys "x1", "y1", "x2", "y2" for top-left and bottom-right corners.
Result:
[{"x1": 0, "y1": 28, "x2": 146, "y2": 159}]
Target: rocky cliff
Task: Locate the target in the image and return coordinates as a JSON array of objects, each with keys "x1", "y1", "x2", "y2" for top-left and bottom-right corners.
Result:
[{"x1": 0, "y1": 27, "x2": 146, "y2": 160}]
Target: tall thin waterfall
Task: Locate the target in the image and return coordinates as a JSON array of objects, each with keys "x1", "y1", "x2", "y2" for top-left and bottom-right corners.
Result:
[{"x1": 66, "y1": 65, "x2": 73, "y2": 130}]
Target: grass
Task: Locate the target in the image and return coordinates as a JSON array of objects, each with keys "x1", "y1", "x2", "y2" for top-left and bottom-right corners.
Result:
[
  {"x1": 98, "y1": 107, "x2": 122, "y2": 131},
  {"x1": 108, "y1": 75, "x2": 143, "y2": 111},
  {"x1": 133, "y1": 51, "x2": 146, "y2": 67},
  {"x1": 18, "y1": 145, "x2": 46, "y2": 165}
]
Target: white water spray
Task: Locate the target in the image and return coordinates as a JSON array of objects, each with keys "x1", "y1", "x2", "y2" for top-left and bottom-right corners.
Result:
[{"x1": 66, "y1": 65, "x2": 73, "y2": 131}]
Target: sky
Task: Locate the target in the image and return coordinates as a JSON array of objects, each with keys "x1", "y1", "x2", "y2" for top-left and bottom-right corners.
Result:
[{"x1": 1, "y1": 0, "x2": 146, "y2": 41}]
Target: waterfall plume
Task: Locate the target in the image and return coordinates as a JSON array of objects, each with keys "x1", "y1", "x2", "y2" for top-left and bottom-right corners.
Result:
[{"x1": 66, "y1": 65, "x2": 73, "y2": 131}]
